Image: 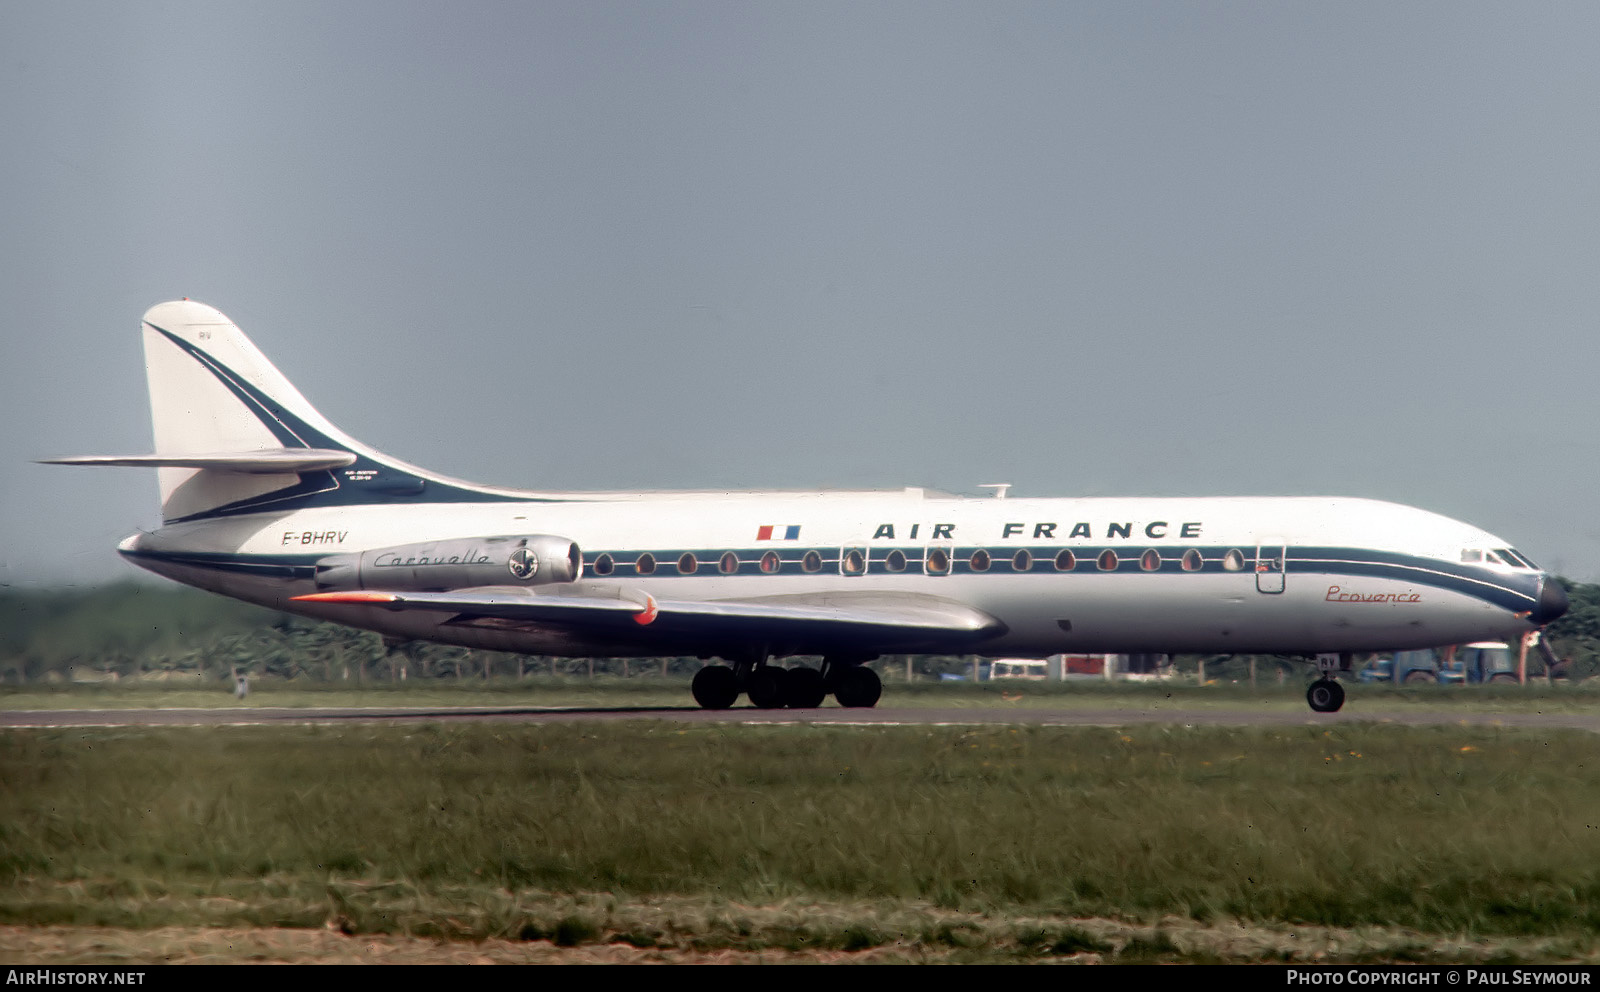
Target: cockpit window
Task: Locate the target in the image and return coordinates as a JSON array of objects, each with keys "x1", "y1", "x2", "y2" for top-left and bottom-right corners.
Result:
[
  {"x1": 1498, "y1": 548, "x2": 1538, "y2": 569},
  {"x1": 1465, "y1": 548, "x2": 1536, "y2": 568}
]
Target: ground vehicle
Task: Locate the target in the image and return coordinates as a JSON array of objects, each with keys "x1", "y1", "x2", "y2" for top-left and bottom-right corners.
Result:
[
  {"x1": 1360, "y1": 643, "x2": 1518, "y2": 684},
  {"x1": 1450, "y1": 641, "x2": 1519, "y2": 683},
  {"x1": 1358, "y1": 649, "x2": 1442, "y2": 684},
  {"x1": 1357, "y1": 658, "x2": 1392, "y2": 683},
  {"x1": 989, "y1": 659, "x2": 1049, "y2": 680}
]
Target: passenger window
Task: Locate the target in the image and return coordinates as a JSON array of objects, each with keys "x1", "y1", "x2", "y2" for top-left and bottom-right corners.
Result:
[
  {"x1": 1140, "y1": 549, "x2": 1161, "y2": 571},
  {"x1": 1098, "y1": 549, "x2": 1118, "y2": 571},
  {"x1": 1181, "y1": 549, "x2": 1202, "y2": 572},
  {"x1": 1222, "y1": 549, "x2": 1244, "y2": 571},
  {"x1": 635, "y1": 553, "x2": 656, "y2": 575},
  {"x1": 926, "y1": 547, "x2": 951, "y2": 574},
  {"x1": 593, "y1": 553, "x2": 614, "y2": 576},
  {"x1": 1012, "y1": 549, "x2": 1032, "y2": 572},
  {"x1": 719, "y1": 552, "x2": 739, "y2": 575},
  {"x1": 1054, "y1": 549, "x2": 1076, "y2": 571},
  {"x1": 802, "y1": 550, "x2": 823, "y2": 573},
  {"x1": 678, "y1": 552, "x2": 698, "y2": 575},
  {"x1": 760, "y1": 550, "x2": 780, "y2": 573},
  {"x1": 969, "y1": 549, "x2": 990, "y2": 572},
  {"x1": 885, "y1": 549, "x2": 907, "y2": 573},
  {"x1": 842, "y1": 548, "x2": 867, "y2": 575}
]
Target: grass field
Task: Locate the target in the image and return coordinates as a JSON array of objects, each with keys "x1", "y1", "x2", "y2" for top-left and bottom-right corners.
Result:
[{"x1": 5, "y1": 715, "x2": 1600, "y2": 963}]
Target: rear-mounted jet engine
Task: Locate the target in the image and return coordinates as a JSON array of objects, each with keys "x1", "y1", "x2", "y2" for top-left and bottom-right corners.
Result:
[{"x1": 313, "y1": 535, "x2": 581, "y2": 591}]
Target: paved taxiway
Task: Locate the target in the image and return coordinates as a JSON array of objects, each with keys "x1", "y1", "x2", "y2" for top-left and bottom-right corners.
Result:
[{"x1": 5, "y1": 705, "x2": 1599, "y2": 731}]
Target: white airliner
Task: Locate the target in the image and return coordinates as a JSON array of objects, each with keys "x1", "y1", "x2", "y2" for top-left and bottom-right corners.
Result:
[{"x1": 47, "y1": 301, "x2": 1568, "y2": 713}]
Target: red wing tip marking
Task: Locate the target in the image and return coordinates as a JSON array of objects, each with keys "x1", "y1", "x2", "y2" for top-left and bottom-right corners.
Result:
[
  {"x1": 291, "y1": 591, "x2": 399, "y2": 604},
  {"x1": 633, "y1": 594, "x2": 659, "y2": 625}
]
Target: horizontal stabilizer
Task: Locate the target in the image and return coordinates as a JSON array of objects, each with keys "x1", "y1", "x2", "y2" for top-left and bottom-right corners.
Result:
[{"x1": 41, "y1": 450, "x2": 358, "y2": 475}]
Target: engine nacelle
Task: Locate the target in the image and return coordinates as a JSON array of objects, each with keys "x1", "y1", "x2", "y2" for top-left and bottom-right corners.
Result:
[{"x1": 313, "y1": 534, "x2": 581, "y2": 591}]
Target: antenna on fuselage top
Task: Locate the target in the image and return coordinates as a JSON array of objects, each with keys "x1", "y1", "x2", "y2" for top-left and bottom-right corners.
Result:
[{"x1": 978, "y1": 483, "x2": 1012, "y2": 499}]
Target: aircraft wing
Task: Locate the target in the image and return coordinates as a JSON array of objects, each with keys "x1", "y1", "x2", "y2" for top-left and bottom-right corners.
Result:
[{"x1": 292, "y1": 587, "x2": 1005, "y2": 653}]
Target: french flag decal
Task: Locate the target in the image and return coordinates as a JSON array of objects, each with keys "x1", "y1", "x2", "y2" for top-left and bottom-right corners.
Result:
[{"x1": 756, "y1": 525, "x2": 801, "y2": 541}]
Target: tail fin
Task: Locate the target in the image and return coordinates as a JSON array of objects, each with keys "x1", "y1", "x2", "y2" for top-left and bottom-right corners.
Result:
[
  {"x1": 138, "y1": 300, "x2": 359, "y2": 520},
  {"x1": 46, "y1": 300, "x2": 526, "y2": 523},
  {"x1": 142, "y1": 300, "x2": 349, "y2": 461}
]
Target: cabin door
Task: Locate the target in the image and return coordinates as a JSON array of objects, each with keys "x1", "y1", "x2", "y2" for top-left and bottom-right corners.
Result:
[{"x1": 1255, "y1": 541, "x2": 1286, "y2": 594}]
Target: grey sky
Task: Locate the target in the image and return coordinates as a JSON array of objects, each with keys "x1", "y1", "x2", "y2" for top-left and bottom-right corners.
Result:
[{"x1": 4, "y1": 1, "x2": 1598, "y2": 588}]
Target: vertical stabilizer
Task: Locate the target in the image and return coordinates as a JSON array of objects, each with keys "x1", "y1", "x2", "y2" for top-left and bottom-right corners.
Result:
[
  {"x1": 46, "y1": 301, "x2": 527, "y2": 524},
  {"x1": 141, "y1": 301, "x2": 355, "y2": 521}
]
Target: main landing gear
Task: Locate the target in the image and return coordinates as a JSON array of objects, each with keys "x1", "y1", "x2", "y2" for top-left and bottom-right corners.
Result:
[
  {"x1": 1305, "y1": 652, "x2": 1351, "y2": 713},
  {"x1": 690, "y1": 664, "x2": 740, "y2": 710},
  {"x1": 689, "y1": 655, "x2": 880, "y2": 710},
  {"x1": 833, "y1": 665, "x2": 882, "y2": 708}
]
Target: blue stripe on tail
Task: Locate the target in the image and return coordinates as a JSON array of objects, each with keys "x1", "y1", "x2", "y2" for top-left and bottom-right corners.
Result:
[{"x1": 147, "y1": 324, "x2": 545, "y2": 522}]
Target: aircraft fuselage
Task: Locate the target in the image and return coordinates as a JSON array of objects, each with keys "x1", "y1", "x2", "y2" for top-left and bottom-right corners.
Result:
[{"x1": 119, "y1": 491, "x2": 1556, "y2": 660}]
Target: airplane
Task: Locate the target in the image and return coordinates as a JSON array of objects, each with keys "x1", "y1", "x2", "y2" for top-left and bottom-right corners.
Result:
[{"x1": 45, "y1": 300, "x2": 1569, "y2": 713}]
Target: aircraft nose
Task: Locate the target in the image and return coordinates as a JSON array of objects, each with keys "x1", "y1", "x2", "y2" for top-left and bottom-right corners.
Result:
[{"x1": 1533, "y1": 577, "x2": 1569, "y2": 624}]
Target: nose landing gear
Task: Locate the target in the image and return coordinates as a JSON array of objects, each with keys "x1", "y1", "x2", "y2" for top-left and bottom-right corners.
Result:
[
  {"x1": 1306, "y1": 652, "x2": 1351, "y2": 713},
  {"x1": 1306, "y1": 678, "x2": 1345, "y2": 713}
]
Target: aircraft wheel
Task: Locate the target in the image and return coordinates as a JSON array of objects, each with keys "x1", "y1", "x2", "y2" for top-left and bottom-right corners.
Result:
[
  {"x1": 784, "y1": 666, "x2": 827, "y2": 709},
  {"x1": 746, "y1": 666, "x2": 790, "y2": 709},
  {"x1": 835, "y1": 666, "x2": 882, "y2": 709},
  {"x1": 691, "y1": 665, "x2": 739, "y2": 710},
  {"x1": 1403, "y1": 671, "x2": 1436, "y2": 684},
  {"x1": 1306, "y1": 678, "x2": 1345, "y2": 713}
]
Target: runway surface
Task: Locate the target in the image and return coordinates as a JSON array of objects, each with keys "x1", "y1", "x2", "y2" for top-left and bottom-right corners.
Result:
[{"x1": 5, "y1": 704, "x2": 1599, "y2": 731}]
